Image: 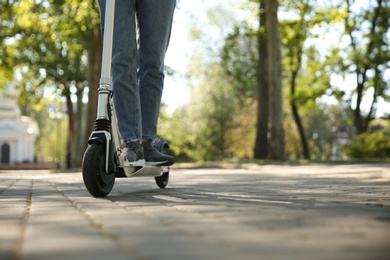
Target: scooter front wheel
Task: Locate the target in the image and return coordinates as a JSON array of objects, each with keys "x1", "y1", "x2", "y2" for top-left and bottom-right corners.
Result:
[{"x1": 82, "y1": 143, "x2": 115, "y2": 197}]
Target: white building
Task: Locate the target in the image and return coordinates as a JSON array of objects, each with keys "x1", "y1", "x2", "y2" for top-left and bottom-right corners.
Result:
[{"x1": 0, "y1": 99, "x2": 39, "y2": 164}]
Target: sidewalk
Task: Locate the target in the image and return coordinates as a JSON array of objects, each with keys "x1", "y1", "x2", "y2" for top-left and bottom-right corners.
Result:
[{"x1": 1, "y1": 164, "x2": 389, "y2": 260}]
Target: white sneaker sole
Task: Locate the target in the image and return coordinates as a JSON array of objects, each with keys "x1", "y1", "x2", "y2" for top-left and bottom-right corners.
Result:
[
  {"x1": 145, "y1": 161, "x2": 168, "y2": 166},
  {"x1": 124, "y1": 159, "x2": 146, "y2": 167}
]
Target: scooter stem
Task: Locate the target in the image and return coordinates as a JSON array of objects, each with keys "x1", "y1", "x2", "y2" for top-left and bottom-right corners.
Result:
[
  {"x1": 100, "y1": 0, "x2": 115, "y2": 85},
  {"x1": 97, "y1": 0, "x2": 115, "y2": 119}
]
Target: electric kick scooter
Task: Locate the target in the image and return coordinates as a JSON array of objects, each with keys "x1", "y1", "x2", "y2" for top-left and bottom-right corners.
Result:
[{"x1": 82, "y1": 0, "x2": 170, "y2": 197}]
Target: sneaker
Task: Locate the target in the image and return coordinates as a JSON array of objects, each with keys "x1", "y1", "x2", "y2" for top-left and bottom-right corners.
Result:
[
  {"x1": 124, "y1": 141, "x2": 145, "y2": 166},
  {"x1": 142, "y1": 140, "x2": 175, "y2": 166}
]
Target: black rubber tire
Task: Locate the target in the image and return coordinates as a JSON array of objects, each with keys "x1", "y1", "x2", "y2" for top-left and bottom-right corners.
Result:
[
  {"x1": 155, "y1": 171, "x2": 169, "y2": 189},
  {"x1": 82, "y1": 143, "x2": 115, "y2": 197},
  {"x1": 154, "y1": 138, "x2": 170, "y2": 189}
]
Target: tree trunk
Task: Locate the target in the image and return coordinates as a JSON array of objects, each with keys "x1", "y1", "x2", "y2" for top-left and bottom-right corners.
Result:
[
  {"x1": 63, "y1": 84, "x2": 75, "y2": 169},
  {"x1": 265, "y1": 0, "x2": 286, "y2": 160},
  {"x1": 353, "y1": 80, "x2": 366, "y2": 134},
  {"x1": 254, "y1": 0, "x2": 269, "y2": 159},
  {"x1": 85, "y1": 27, "x2": 103, "y2": 145},
  {"x1": 291, "y1": 102, "x2": 309, "y2": 159},
  {"x1": 290, "y1": 65, "x2": 309, "y2": 159},
  {"x1": 72, "y1": 85, "x2": 85, "y2": 168}
]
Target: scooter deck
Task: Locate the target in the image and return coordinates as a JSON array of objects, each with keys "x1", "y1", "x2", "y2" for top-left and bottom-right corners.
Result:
[{"x1": 116, "y1": 165, "x2": 169, "y2": 178}]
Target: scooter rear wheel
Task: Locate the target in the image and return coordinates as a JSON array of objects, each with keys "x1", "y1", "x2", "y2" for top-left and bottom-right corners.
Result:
[
  {"x1": 153, "y1": 138, "x2": 170, "y2": 189},
  {"x1": 155, "y1": 171, "x2": 169, "y2": 189},
  {"x1": 82, "y1": 143, "x2": 115, "y2": 197}
]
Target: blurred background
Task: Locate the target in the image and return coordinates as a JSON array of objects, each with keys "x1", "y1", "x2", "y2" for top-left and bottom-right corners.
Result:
[{"x1": 0, "y1": 0, "x2": 389, "y2": 169}]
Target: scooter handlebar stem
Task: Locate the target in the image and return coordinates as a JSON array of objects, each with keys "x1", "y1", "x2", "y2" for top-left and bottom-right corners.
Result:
[{"x1": 101, "y1": 0, "x2": 115, "y2": 81}]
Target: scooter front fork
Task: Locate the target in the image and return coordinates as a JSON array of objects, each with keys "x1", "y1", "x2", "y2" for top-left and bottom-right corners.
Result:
[
  {"x1": 88, "y1": 124, "x2": 117, "y2": 175},
  {"x1": 88, "y1": 86, "x2": 117, "y2": 175}
]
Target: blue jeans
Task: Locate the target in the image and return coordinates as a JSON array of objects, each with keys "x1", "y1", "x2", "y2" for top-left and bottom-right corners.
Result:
[{"x1": 98, "y1": 0, "x2": 176, "y2": 144}]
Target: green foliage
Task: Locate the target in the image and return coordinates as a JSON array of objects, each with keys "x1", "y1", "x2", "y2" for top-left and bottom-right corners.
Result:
[
  {"x1": 0, "y1": 1, "x2": 17, "y2": 91},
  {"x1": 222, "y1": 22, "x2": 258, "y2": 103},
  {"x1": 284, "y1": 103, "x2": 355, "y2": 160},
  {"x1": 34, "y1": 107, "x2": 68, "y2": 163},
  {"x1": 3, "y1": 0, "x2": 388, "y2": 163},
  {"x1": 344, "y1": 131, "x2": 390, "y2": 159},
  {"x1": 158, "y1": 105, "x2": 193, "y2": 161},
  {"x1": 161, "y1": 4, "x2": 247, "y2": 162},
  {"x1": 225, "y1": 100, "x2": 257, "y2": 159},
  {"x1": 327, "y1": 0, "x2": 390, "y2": 132},
  {"x1": 185, "y1": 63, "x2": 236, "y2": 161},
  {"x1": 307, "y1": 104, "x2": 354, "y2": 160},
  {"x1": 165, "y1": 0, "x2": 389, "y2": 162},
  {"x1": 11, "y1": 0, "x2": 100, "y2": 84},
  {"x1": 161, "y1": 22, "x2": 258, "y2": 161}
]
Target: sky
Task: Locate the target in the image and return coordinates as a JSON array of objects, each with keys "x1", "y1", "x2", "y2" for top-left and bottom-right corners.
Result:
[{"x1": 162, "y1": 0, "x2": 390, "y2": 117}]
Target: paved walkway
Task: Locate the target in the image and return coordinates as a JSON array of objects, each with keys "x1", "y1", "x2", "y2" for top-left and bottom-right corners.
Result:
[{"x1": 0, "y1": 164, "x2": 389, "y2": 260}]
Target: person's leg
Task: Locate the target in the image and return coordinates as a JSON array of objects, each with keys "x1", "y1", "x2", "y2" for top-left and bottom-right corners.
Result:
[
  {"x1": 137, "y1": 0, "x2": 176, "y2": 141},
  {"x1": 136, "y1": 0, "x2": 176, "y2": 166},
  {"x1": 98, "y1": 0, "x2": 144, "y2": 165},
  {"x1": 98, "y1": 0, "x2": 141, "y2": 144}
]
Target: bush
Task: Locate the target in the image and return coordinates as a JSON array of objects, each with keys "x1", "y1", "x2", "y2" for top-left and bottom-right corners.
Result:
[{"x1": 344, "y1": 131, "x2": 390, "y2": 159}]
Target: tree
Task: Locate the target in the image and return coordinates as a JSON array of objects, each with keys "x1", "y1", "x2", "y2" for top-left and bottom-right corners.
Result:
[
  {"x1": 165, "y1": 4, "x2": 249, "y2": 161},
  {"x1": 266, "y1": 0, "x2": 285, "y2": 160},
  {"x1": 220, "y1": 0, "x2": 279, "y2": 160},
  {"x1": 337, "y1": 0, "x2": 390, "y2": 134},
  {"x1": 0, "y1": 1, "x2": 15, "y2": 91},
  {"x1": 6, "y1": 0, "x2": 101, "y2": 167},
  {"x1": 279, "y1": 0, "x2": 337, "y2": 159},
  {"x1": 281, "y1": 2, "x2": 311, "y2": 159},
  {"x1": 254, "y1": 0, "x2": 269, "y2": 159}
]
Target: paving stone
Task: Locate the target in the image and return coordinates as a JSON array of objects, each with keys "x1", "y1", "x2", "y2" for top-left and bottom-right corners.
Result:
[{"x1": 0, "y1": 164, "x2": 389, "y2": 260}]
